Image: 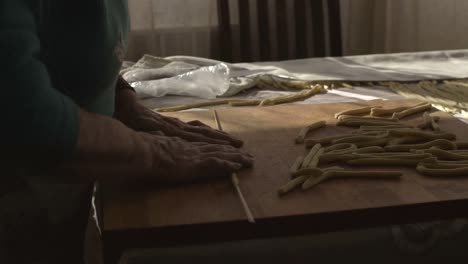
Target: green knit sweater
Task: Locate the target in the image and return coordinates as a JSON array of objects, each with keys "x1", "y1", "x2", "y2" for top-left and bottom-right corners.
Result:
[{"x1": 0, "y1": 0, "x2": 128, "y2": 157}]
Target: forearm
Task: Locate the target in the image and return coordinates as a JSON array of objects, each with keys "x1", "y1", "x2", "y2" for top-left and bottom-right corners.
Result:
[
  {"x1": 63, "y1": 108, "x2": 252, "y2": 183},
  {"x1": 68, "y1": 108, "x2": 154, "y2": 181}
]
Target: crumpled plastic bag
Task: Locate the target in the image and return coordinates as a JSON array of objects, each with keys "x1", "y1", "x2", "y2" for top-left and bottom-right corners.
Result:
[
  {"x1": 123, "y1": 61, "x2": 198, "y2": 83},
  {"x1": 131, "y1": 63, "x2": 230, "y2": 99}
]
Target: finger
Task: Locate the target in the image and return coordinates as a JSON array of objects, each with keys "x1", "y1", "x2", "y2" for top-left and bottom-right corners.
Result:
[
  {"x1": 189, "y1": 142, "x2": 251, "y2": 157},
  {"x1": 189, "y1": 142, "x2": 213, "y2": 147},
  {"x1": 147, "y1": 130, "x2": 165, "y2": 136},
  {"x1": 185, "y1": 126, "x2": 244, "y2": 148},
  {"x1": 148, "y1": 122, "x2": 224, "y2": 144},
  {"x1": 174, "y1": 130, "x2": 233, "y2": 146},
  {"x1": 195, "y1": 144, "x2": 252, "y2": 157},
  {"x1": 167, "y1": 117, "x2": 231, "y2": 139},
  {"x1": 162, "y1": 116, "x2": 187, "y2": 126},
  {"x1": 185, "y1": 122, "x2": 228, "y2": 135},
  {"x1": 195, "y1": 157, "x2": 243, "y2": 177},
  {"x1": 201, "y1": 151, "x2": 254, "y2": 168},
  {"x1": 163, "y1": 116, "x2": 244, "y2": 148},
  {"x1": 184, "y1": 121, "x2": 232, "y2": 135},
  {"x1": 133, "y1": 116, "x2": 167, "y2": 132},
  {"x1": 187, "y1": 120, "x2": 211, "y2": 128}
]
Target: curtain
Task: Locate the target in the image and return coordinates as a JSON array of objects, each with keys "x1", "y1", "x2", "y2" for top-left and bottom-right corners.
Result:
[
  {"x1": 126, "y1": 0, "x2": 304, "y2": 62},
  {"x1": 342, "y1": 0, "x2": 468, "y2": 55},
  {"x1": 126, "y1": 0, "x2": 468, "y2": 61},
  {"x1": 126, "y1": 0, "x2": 325, "y2": 62},
  {"x1": 126, "y1": 0, "x2": 219, "y2": 61}
]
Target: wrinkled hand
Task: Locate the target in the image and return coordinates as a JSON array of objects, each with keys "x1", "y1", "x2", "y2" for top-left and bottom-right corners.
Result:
[
  {"x1": 115, "y1": 87, "x2": 243, "y2": 147},
  {"x1": 65, "y1": 132, "x2": 253, "y2": 183},
  {"x1": 141, "y1": 134, "x2": 253, "y2": 182}
]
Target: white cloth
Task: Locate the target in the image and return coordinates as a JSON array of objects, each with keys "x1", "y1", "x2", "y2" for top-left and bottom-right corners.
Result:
[
  {"x1": 127, "y1": 50, "x2": 468, "y2": 99},
  {"x1": 236, "y1": 49, "x2": 468, "y2": 81}
]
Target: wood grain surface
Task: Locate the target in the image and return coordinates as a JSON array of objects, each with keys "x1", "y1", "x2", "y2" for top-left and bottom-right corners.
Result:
[{"x1": 101, "y1": 99, "x2": 468, "y2": 261}]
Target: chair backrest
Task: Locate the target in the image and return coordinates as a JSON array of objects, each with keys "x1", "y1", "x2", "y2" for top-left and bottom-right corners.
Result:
[{"x1": 217, "y1": 0, "x2": 343, "y2": 62}]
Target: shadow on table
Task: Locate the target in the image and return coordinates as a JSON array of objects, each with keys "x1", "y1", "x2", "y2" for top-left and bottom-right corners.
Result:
[{"x1": 120, "y1": 226, "x2": 468, "y2": 264}]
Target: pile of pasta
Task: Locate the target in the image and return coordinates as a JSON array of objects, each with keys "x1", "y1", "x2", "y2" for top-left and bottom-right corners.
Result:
[{"x1": 279, "y1": 102, "x2": 468, "y2": 196}]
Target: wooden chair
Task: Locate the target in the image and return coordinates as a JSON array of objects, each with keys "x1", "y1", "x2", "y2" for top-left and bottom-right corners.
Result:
[{"x1": 217, "y1": 0, "x2": 343, "y2": 62}]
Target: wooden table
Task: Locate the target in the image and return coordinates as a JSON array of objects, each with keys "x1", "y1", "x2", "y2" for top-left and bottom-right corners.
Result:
[{"x1": 100, "y1": 99, "x2": 468, "y2": 263}]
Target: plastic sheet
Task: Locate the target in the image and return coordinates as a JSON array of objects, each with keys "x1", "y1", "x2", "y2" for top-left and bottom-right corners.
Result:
[
  {"x1": 123, "y1": 61, "x2": 198, "y2": 83},
  {"x1": 131, "y1": 63, "x2": 230, "y2": 99}
]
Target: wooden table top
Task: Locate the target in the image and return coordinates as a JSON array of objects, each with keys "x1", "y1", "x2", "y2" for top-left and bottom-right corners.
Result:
[{"x1": 101, "y1": 99, "x2": 468, "y2": 249}]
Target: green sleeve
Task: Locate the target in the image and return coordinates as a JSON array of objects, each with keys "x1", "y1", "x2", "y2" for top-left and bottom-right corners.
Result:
[{"x1": 0, "y1": 0, "x2": 79, "y2": 157}]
